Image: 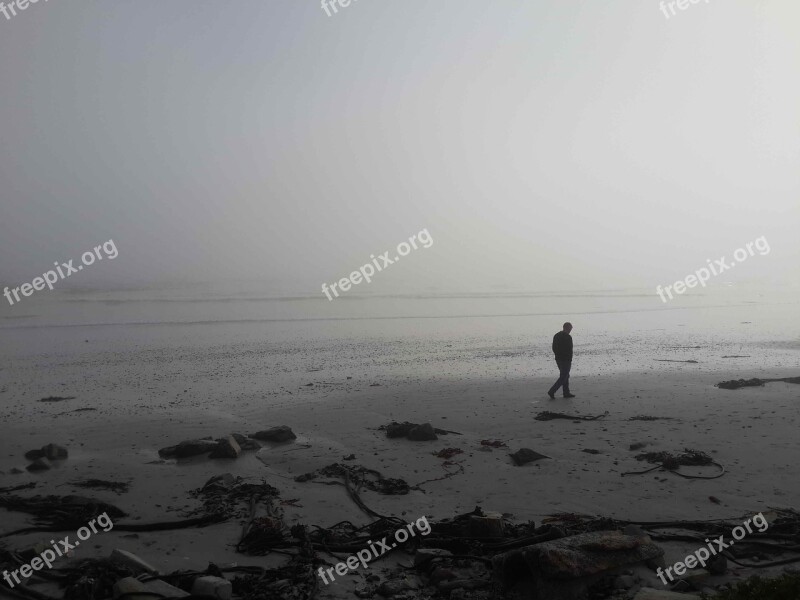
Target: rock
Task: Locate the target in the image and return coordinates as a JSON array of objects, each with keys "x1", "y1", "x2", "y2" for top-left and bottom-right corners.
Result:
[
  {"x1": 407, "y1": 423, "x2": 437, "y2": 441},
  {"x1": 467, "y1": 514, "x2": 505, "y2": 538},
  {"x1": 210, "y1": 436, "x2": 241, "y2": 459},
  {"x1": 231, "y1": 433, "x2": 261, "y2": 451},
  {"x1": 633, "y1": 588, "x2": 700, "y2": 599},
  {"x1": 158, "y1": 439, "x2": 218, "y2": 459},
  {"x1": 144, "y1": 580, "x2": 189, "y2": 598},
  {"x1": 493, "y1": 530, "x2": 664, "y2": 600},
  {"x1": 112, "y1": 577, "x2": 153, "y2": 600},
  {"x1": 10, "y1": 467, "x2": 24, "y2": 474},
  {"x1": 250, "y1": 426, "x2": 296, "y2": 443},
  {"x1": 679, "y1": 568, "x2": 709, "y2": 589},
  {"x1": 623, "y1": 524, "x2": 646, "y2": 538},
  {"x1": 438, "y1": 579, "x2": 492, "y2": 592},
  {"x1": 630, "y1": 442, "x2": 647, "y2": 451},
  {"x1": 191, "y1": 576, "x2": 232, "y2": 599},
  {"x1": 509, "y1": 448, "x2": 550, "y2": 466},
  {"x1": 110, "y1": 549, "x2": 159, "y2": 575},
  {"x1": 377, "y1": 580, "x2": 413, "y2": 597},
  {"x1": 582, "y1": 449, "x2": 601, "y2": 454},
  {"x1": 385, "y1": 422, "x2": 416, "y2": 438},
  {"x1": 614, "y1": 574, "x2": 637, "y2": 589},
  {"x1": 42, "y1": 444, "x2": 68, "y2": 460},
  {"x1": 25, "y1": 449, "x2": 45, "y2": 460},
  {"x1": 414, "y1": 548, "x2": 453, "y2": 567},
  {"x1": 26, "y1": 458, "x2": 52, "y2": 472},
  {"x1": 706, "y1": 554, "x2": 727, "y2": 575}
]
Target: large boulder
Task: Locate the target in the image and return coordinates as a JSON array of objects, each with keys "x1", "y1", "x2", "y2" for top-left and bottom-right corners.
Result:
[
  {"x1": 493, "y1": 530, "x2": 664, "y2": 600},
  {"x1": 250, "y1": 426, "x2": 296, "y2": 443}
]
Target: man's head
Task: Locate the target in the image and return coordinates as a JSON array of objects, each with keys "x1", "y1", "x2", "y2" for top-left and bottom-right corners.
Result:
[{"x1": 563, "y1": 322, "x2": 573, "y2": 333}]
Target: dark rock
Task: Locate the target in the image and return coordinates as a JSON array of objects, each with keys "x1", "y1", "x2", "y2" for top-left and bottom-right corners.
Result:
[
  {"x1": 407, "y1": 423, "x2": 438, "y2": 441},
  {"x1": 251, "y1": 426, "x2": 296, "y2": 443},
  {"x1": 509, "y1": 448, "x2": 550, "y2": 466},
  {"x1": 25, "y1": 449, "x2": 45, "y2": 460},
  {"x1": 158, "y1": 439, "x2": 218, "y2": 459},
  {"x1": 385, "y1": 421, "x2": 416, "y2": 438},
  {"x1": 27, "y1": 458, "x2": 52, "y2": 472},
  {"x1": 582, "y1": 449, "x2": 601, "y2": 454},
  {"x1": 493, "y1": 530, "x2": 664, "y2": 600},
  {"x1": 210, "y1": 436, "x2": 241, "y2": 459},
  {"x1": 706, "y1": 554, "x2": 727, "y2": 575},
  {"x1": 630, "y1": 442, "x2": 647, "y2": 451},
  {"x1": 231, "y1": 433, "x2": 261, "y2": 451}
]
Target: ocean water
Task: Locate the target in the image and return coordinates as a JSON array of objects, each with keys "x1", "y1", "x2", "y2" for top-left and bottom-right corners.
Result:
[{"x1": 1, "y1": 284, "x2": 797, "y2": 407}]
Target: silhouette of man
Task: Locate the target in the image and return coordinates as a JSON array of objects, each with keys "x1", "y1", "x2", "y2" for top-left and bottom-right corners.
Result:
[{"x1": 548, "y1": 322, "x2": 575, "y2": 399}]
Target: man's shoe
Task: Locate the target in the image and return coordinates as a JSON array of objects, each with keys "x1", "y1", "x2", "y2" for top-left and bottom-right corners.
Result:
[
  {"x1": 563, "y1": 393, "x2": 576, "y2": 398},
  {"x1": 547, "y1": 391, "x2": 555, "y2": 399}
]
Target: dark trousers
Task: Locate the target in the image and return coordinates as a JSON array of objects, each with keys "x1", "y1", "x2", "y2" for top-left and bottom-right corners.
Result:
[{"x1": 548, "y1": 360, "x2": 571, "y2": 396}]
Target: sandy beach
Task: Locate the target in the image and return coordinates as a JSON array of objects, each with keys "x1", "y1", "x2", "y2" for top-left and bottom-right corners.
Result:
[{"x1": 2, "y1": 289, "x2": 799, "y2": 598}]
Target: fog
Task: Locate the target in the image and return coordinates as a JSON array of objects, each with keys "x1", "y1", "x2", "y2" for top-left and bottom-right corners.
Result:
[{"x1": 1, "y1": 1, "x2": 798, "y2": 296}]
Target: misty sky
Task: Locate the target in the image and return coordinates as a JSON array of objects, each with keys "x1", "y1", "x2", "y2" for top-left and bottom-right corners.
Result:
[{"x1": 1, "y1": 1, "x2": 798, "y2": 295}]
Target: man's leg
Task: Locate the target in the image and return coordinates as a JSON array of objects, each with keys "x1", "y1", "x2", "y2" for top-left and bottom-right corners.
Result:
[
  {"x1": 548, "y1": 361, "x2": 565, "y2": 397},
  {"x1": 561, "y1": 361, "x2": 574, "y2": 397}
]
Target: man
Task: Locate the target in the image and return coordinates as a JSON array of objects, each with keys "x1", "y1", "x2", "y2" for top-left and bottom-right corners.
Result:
[{"x1": 548, "y1": 322, "x2": 576, "y2": 399}]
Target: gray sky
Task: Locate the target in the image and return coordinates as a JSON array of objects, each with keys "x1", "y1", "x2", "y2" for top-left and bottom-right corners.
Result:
[{"x1": 1, "y1": 1, "x2": 798, "y2": 294}]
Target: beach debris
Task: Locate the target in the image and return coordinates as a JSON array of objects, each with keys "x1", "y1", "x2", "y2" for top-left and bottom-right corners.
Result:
[
  {"x1": 509, "y1": 448, "x2": 550, "y2": 466},
  {"x1": 717, "y1": 376, "x2": 800, "y2": 390},
  {"x1": 582, "y1": 449, "x2": 601, "y2": 454},
  {"x1": 414, "y1": 548, "x2": 454, "y2": 567},
  {"x1": 192, "y1": 575, "x2": 233, "y2": 599},
  {"x1": 433, "y1": 448, "x2": 463, "y2": 459},
  {"x1": 25, "y1": 442, "x2": 68, "y2": 460},
  {"x1": 210, "y1": 435, "x2": 242, "y2": 459},
  {"x1": 654, "y1": 359, "x2": 699, "y2": 363},
  {"x1": 38, "y1": 395, "x2": 76, "y2": 402},
  {"x1": 622, "y1": 448, "x2": 725, "y2": 479},
  {"x1": 113, "y1": 577, "x2": 190, "y2": 598},
  {"x1": 628, "y1": 415, "x2": 675, "y2": 421},
  {"x1": 110, "y1": 548, "x2": 159, "y2": 575},
  {"x1": 189, "y1": 475, "x2": 280, "y2": 520},
  {"x1": 534, "y1": 411, "x2": 608, "y2": 422},
  {"x1": 251, "y1": 425, "x2": 297, "y2": 443},
  {"x1": 71, "y1": 479, "x2": 131, "y2": 495},
  {"x1": 380, "y1": 421, "x2": 462, "y2": 440},
  {"x1": 709, "y1": 495, "x2": 721, "y2": 504},
  {"x1": 480, "y1": 439, "x2": 507, "y2": 448},
  {"x1": 296, "y1": 462, "x2": 410, "y2": 495},
  {"x1": 0, "y1": 494, "x2": 127, "y2": 529},
  {"x1": 492, "y1": 530, "x2": 664, "y2": 600},
  {"x1": 722, "y1": 355, "x2": 751, "y2": 358}
]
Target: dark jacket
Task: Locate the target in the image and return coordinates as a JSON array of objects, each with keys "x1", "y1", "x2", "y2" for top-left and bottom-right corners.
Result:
[{"x1": 552, "y1": 331, "x2": 573, "y2": 362}]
